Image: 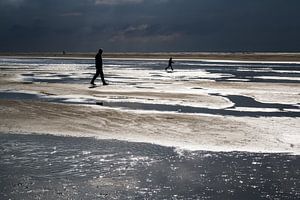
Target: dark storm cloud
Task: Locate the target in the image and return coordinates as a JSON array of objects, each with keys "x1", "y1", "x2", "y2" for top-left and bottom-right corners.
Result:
[{"x1": 1, "y1": 0, "x2": 300, "y2": 52}]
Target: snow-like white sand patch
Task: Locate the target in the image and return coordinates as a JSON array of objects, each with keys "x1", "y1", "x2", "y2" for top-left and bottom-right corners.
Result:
[{"x1": 255, "y1": 76, "x2": 300, "y2": 81}]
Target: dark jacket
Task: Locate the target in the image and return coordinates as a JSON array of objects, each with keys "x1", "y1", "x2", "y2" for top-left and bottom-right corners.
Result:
[
  {"x1": 168, "y1": 58, "x2": 174, "y2": 66},
  {"x1": 95, "y1": 53, "x2": 103, "y2": 69}
]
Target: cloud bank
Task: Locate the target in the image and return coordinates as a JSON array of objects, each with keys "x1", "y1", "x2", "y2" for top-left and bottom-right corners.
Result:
[
  {"x1": 94, "y1": 0, "x2": 144, "y2": 5},
  {"x1": 0, "y1": 0, "x2": 300, "y2": 52}
]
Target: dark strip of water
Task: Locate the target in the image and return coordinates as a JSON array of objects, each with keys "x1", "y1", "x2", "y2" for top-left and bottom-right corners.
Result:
[
  {"x1": 210, "y1": 94, "x2": 299, "y2": 110},
  {"x1": 0, "y1": 91, "x2": 300, "y2": 117},
  {"x1": 102, "y1": 101, "x2": 300, "y2": 118},
  {"x1": 205, "y1": 68, "x2": 300, "y2": 83},
  {"x1": 0, "y1": 91, "x2": 299, "y2": 117}
]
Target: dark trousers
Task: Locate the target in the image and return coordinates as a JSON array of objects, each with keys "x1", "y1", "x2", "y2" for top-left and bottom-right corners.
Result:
[
  {"x1": 165, "y1": 65, "x2": 173, "y2": 71},
  {"x1": 91, "y1": 68, "x2": 105, "y2": 84}
]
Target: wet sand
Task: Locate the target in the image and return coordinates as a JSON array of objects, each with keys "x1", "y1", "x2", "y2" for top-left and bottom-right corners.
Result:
[{"x1": 1, "y1": 133, "x2": 299, "y2": 199}]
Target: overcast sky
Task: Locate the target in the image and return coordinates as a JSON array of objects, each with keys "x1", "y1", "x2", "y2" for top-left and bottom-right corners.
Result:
[{"x1": 1, "y1": 0, "x2": 300, "y2": 52}]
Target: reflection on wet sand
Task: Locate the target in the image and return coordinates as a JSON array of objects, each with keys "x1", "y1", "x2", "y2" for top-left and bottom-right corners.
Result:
[{"x1": 1, "y1": 133, "x2": 299, "y2": 199}]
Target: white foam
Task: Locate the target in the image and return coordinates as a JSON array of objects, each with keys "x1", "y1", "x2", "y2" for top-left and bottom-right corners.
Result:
[
  {"x1": 255, "y1": 76, "x2": 300, "y2": 81},
  {"x1": 226, "y1": 107, "x2": 280, "y2": 112}
]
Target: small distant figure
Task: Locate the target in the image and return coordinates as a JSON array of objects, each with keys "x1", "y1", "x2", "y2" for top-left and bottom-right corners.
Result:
[
  {"x1": 62, "y1": 51, "x2": 66, "y2": 55},
  {"x1": 90, "y1": 49, "x2": 108, "y2": 86},
  {"x1": 165, "y1": 57, "x2": 174, "y2": 71}
]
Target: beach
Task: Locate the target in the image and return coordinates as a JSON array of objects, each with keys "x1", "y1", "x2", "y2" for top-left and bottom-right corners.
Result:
[
  {"x1": 0, "y1": 55, "x2": 299, "y2": 153},
  {"x1": 0, "y1": 54, "x2": 299, "y2": 198}
]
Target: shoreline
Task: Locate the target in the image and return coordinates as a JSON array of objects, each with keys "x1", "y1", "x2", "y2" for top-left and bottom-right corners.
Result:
[{"x1": 1, "y1": 52, "x2": 300, "y2": 62}]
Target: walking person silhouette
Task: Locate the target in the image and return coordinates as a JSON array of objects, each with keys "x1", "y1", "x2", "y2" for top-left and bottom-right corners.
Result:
[
  {"x1": 90, "y1": 49, "x2": 108, "y2": 86},
  {"x1": 165, "y1": 57, "x2": 174, "y2": 71}
]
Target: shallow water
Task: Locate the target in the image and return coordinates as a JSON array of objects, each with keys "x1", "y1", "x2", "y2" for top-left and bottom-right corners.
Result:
[
  {"x1": 0, "y1": 133, "x2": 299, "y2": 199},
  {"x1": 1, "y1": 90, "x2": 299, "y2": 117},
  {"x1": 101, "y1": 100, "x2": 300, "y2": 117},
  {"x1": 1, "y1": 57, "x2": 300, "y2": 84}
]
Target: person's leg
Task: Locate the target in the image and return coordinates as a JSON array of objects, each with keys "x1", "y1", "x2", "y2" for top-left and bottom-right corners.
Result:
[
  {"x1": 99, "y1": 70, "x2": 108, "y2": 85},
  {"x1": 90, "y1": 69, "x2": 100, "y2": 84},
  {"x1": 170, "y1": 65, "x2": 173, "y2": 71}
]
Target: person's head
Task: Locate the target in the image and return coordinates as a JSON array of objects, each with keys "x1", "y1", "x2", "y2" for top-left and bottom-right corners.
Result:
[{"x1": 98, "y1": 49, "x2": 103, "y2": 54}]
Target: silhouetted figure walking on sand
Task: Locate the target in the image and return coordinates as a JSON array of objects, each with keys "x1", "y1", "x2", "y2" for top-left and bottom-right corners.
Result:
[
  {"x1": 90, "y1": 49, "x2": 108, "y2": 86},
  {"x1": 165, "y1": 57, "x2": 174, "y2": 71}
]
